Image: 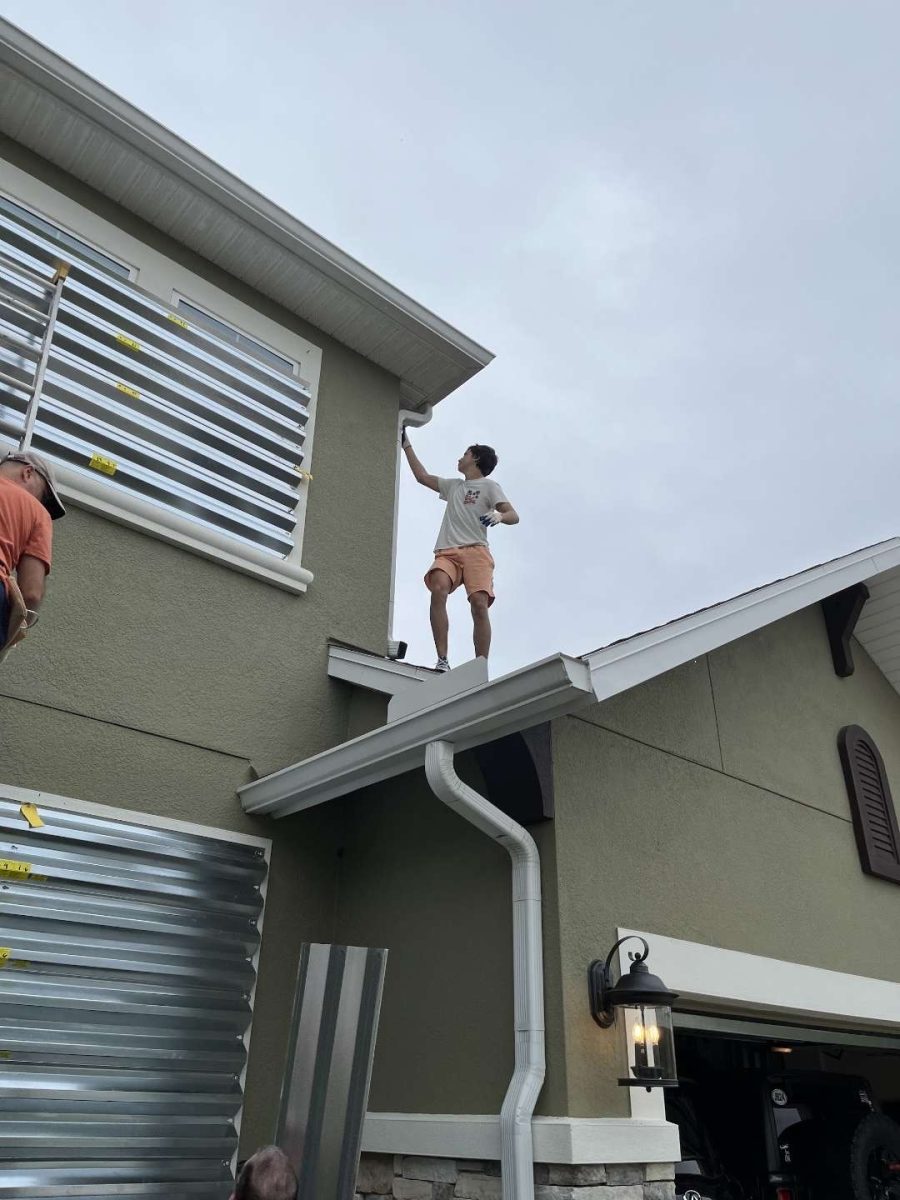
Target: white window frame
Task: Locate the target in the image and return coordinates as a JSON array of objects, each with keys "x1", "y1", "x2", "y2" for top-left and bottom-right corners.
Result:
[
  {"x1": 0, "y1": 187, "x2": 138, "y2": 282},
  {"x1": 0, "y1": 159, "x2": 321, "y2": 593},
  {"x1": 172, "y1": 291, "x2": 299, "y2": 377}
]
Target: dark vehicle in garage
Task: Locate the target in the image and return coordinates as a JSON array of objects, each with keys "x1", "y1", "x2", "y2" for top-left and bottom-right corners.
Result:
[{"x1": 668, "y1": 1063, "x2": 900, "y2": 1199}]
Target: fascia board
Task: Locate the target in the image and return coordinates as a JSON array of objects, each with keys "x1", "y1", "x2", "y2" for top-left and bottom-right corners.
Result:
[
  {"x1": 586, "y1": 539, "x2": 900, "y2": 701},
  {"x1": 327, "y1": 645, "x2": 435, "y2": 696},
  {"x1": 240, "y1": 654, "x2": 593, "y2": 817}
]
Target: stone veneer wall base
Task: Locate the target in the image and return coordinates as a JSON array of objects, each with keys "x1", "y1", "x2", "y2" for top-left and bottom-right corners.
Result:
[{"x1": 356, "y1": 1152, "x2": 676, "y2": 1200}]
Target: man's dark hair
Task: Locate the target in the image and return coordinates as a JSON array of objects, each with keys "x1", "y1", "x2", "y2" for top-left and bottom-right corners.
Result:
[
  {"x1": 469, "y1": 444, "x2": 498, "y2": 476},
  {"x1": 234, "y1": 1147, "x2": 298, "y2": 1200}
]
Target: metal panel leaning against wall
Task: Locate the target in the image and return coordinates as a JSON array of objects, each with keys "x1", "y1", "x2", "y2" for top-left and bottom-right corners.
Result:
[{"x1": 0, "y1": 791, "x2": 270, "y2": 1199}]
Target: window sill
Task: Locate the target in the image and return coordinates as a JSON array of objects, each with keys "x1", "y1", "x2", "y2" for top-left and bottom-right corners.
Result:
[{"x1": 57, "y1": 463, "x2": 312, "y2": 593}]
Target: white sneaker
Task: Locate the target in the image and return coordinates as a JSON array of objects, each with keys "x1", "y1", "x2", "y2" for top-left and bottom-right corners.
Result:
[{"x1": 434, "y1": 656, "x2": 451, "y2": 672}]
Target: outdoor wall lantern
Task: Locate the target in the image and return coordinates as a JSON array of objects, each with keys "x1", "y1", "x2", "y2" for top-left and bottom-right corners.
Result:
[{"x1": 588, "y1": 935, "x2": 679, "y2": 1090}]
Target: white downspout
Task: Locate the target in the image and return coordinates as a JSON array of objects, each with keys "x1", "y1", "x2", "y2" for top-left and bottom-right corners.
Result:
[
  {"x1": 424, "y1": 740, "x2": 544, "y2": 1200},
  {"x1": 389, "y1": 405, "x2": 433, "y2": 644}
]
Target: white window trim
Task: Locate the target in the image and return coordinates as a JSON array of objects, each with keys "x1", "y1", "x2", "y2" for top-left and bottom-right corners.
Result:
[
  {"x1": 20, "y1": 442, "x2": 314, "y2": 592},
  {"x1": 1, "y1": 158, "x2": 321, "y2": 593}
]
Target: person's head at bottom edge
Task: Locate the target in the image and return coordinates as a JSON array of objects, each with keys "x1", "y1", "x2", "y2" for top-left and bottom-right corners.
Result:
[{"x1": 231, "y1": 1146, "x2": 298, "y2": 1200}]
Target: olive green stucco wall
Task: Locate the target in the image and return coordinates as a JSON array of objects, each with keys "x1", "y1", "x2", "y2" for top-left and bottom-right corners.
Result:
[
  {"x1": 552, "y1": 604, "x2": 900, "y2": 1118},
  {"x1": 329, "y1": 603, "x2": 900, "y2": 1124},
  {"x1": 326, "y1": 754, "x2": 568, "y2": 1118},
  {"x1": 0, "y1": 141, "x2": 403, "y2": 1150}
]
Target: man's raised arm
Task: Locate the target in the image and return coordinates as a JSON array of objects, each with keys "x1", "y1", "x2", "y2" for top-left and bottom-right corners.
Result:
[{"x1": 401, "y1": 429, "x2": 440, "y2": 492}]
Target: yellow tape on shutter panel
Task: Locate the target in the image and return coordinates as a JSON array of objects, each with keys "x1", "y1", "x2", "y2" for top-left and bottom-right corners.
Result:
[
  {"x1": 0, "y1": 949, "x2": 9, "y2": 967},
  {"x1": 19, "y1": 803, "x2": 43, "y2": 828},
  {"x1": 89, "y1": 453, "x2": 117, "y2": 477},
  {"x1": 0, "y1": 860, "x2": 30, "y2": 880},
  {"x1": 116, "y1": 382, "x2": 139, "y2": 399},
  {"x1": 115, "y1": 333, "x2": 140, "y2": 352},
  {"x1": 167, "y1": 313, "x2": 189, "y2": 329}
]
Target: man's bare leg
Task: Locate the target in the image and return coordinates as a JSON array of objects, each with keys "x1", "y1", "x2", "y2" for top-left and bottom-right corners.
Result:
[
  {"x1": 470, "y1": 591, "x2": 491, "y2": 659},
  {"x1": 427, "y1": 569, "x2": 452, "y2": 659}
]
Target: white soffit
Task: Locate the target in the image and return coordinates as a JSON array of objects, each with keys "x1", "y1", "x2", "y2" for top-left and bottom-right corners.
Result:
[
  {"x1": 852, "y1": 564, "x2": 900, "y2": 695},
  {"x1": 0, "y1": 19, "x2": 493, "y2": 407}
]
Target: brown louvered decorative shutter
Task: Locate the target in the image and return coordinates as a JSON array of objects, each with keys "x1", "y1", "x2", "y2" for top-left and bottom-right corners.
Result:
[{"x1": 838, "y1": 725, "x2": 900, "y2": 884}]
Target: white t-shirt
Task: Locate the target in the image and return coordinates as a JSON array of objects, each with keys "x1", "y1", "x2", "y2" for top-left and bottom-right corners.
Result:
[{"x1": 434, "y1": 476, "x2": 508, "y2": 551}]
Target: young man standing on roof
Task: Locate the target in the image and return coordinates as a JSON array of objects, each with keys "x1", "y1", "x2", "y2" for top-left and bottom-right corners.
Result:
[
  {"x1": 402, "y1": 429, "x2": 518, "y2": 671},
  {"x1": 0, "y1": 451, "x2": 66, "y2": 657}
]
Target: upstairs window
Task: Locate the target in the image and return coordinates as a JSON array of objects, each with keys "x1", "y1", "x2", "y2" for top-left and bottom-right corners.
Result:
[
  {"x1": 0, "y1": 192, "x2": 312, "y2": 564},
  {"x1": 174, "y1": 296, "x2": 295, "y2": 376},
  {"x1": 0, "y1": 194, "x2": 133, "y2": 280}
]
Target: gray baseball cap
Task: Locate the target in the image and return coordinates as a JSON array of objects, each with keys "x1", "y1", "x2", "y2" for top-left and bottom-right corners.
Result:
[{"x1": 2, "y1": 451, "x2": 66, "y2": 519}]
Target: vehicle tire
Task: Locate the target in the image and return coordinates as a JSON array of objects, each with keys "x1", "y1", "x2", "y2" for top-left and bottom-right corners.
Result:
[{"x1": 848, "y1": 1114, "x2": 900, "y2": 1200}]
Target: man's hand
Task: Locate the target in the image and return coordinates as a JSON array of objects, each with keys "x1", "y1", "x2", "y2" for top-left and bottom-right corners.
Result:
[
  {"x1": 401, "y1": 426, "x2": 410, "y2": 449},
  {"x1": 481, "y1": 503, "x2": 519, "y2": 527}
]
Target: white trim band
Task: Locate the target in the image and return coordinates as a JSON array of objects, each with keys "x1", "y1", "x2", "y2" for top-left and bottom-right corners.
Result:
[
  {"x1": 617, "y1": 928, "x2": 900, "y2": 1032},
  {"x1": 362, "y1": 1114, "x2": 680, "y2": 1165}
]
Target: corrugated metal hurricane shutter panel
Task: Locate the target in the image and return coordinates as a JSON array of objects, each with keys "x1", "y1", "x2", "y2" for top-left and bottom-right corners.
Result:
[
  {"x1": 279, "y1": 943, "x2": 388, "y2": 1200},
  {"x1": 0, "y1": 796, "x2": 268, "y2": 1198},
  {"x1": 0, "y1": 199, "x2": 310, "y2": 557}
]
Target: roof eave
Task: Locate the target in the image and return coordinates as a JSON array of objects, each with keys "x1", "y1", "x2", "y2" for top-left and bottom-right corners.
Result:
[
  {"x1": 240, "y1": 654, "x2": 594, "y2": 817},
  {"x1": 0, "y1": 19, "x2": 493, "y2": 405},
  {"x1": 584, "y1": 538, "x2": 900, "y2": 701}
]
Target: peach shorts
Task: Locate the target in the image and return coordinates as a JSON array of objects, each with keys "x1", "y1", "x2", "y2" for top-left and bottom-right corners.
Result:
[{"x1": 425, "y1": 544, "x2": 495, "y2": 605}]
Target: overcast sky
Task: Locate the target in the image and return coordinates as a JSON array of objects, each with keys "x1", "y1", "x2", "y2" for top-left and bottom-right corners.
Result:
[{"x1": 5, "y1": 1, "x2": 900, "y2": 674}]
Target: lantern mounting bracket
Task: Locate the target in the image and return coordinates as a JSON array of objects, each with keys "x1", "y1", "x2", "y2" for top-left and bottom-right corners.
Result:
[{"x1": 587, "y1": 935, "x2": 650, "y2": 1028}]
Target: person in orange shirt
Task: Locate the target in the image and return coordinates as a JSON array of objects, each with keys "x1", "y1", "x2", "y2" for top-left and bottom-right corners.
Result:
[{"x1": 0, "y1": 451, "x2": 65, "y2": 651}]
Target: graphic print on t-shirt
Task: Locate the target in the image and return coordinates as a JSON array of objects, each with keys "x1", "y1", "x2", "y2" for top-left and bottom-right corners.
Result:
[{"x1": 434, "y1": 476, "x2": 508, "y2": 552}]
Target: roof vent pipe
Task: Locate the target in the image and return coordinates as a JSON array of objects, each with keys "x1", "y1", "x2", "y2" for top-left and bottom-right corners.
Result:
[{"x1": 424, "y1": 740, "x2": 545, "y2": 1200}]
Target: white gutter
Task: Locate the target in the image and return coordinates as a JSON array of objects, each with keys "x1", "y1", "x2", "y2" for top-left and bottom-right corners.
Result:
[
  {"x1": 389, "y1": 406, "x2": 433, "y2": 644},
  {"x1": 425, "y1": 742, "x2": 544, "y2": 1200},
  {"x1": 240, "y1": 653, "x2": 593, "y2": 816}
]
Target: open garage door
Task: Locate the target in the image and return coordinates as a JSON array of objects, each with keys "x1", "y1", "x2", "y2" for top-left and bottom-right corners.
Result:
[
  {"x1": 667, "y1": 1016, "x2": 900, "y2": 1200},
  {"x1": 0, "y1": 794, "x2": 268, "y2": 1199}
]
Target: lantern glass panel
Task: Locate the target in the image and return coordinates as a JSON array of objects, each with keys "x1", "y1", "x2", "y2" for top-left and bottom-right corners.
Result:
[{"x1": 618, "y1": 1003, "x2": 678, "y2": 1088}]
